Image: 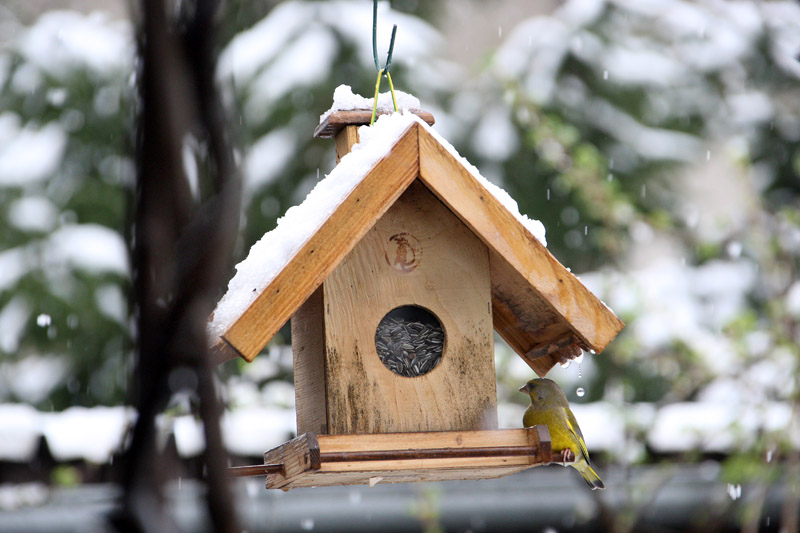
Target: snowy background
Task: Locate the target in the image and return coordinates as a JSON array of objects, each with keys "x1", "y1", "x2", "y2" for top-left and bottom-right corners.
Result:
[{"x1": 1, "y1": 0, "x2": 799, "y2": 529}]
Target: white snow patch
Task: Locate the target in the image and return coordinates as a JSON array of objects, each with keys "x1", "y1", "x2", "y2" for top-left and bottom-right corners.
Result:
[
  {"x1": 45, "y1": 224, "x2": 129, "y2": 276},
  {"x1": 601, "y1": 46, "x2": 687, "y2": 87},
  {"x1": 0, "y1": 247, "x2": 28, "y2": 292},
  {"x1": 217, "y1": 1, "x2": 308, "y2": 83},
  {"x1": 4, "y1": 356, "x2": 68, "y2": 405},
  {"x1": 18, "y1": 11, "x2": 132, "y2": 80},
  {"x1": 95, "y1": 283, "x2": 127, "y2": 325},
  {"x1": 0, "y1": 404, "x2": 42, "y2": 461},
  {"x1": 7, "y1": 196, "x2": 59, "y2": 233},
  {"x1": 245, "y1": 26, "x2": 338, "y2": 120},
  {"x1": 262, "y1": 380, "x2": 296, "y2": 408},
  {"x1": 648, "y1": 402, "x2": 738, "y2": 453},
  {"x1": 471, "y1": 106, "x2": 519, "y2": 161},
  {"x1": 786, "y1": 280, "x2": 800, "y2": 317},
  {"x1": 0, "y1": 117, "x2": 67, "y2": 186},
  {"x1": 244, "y1": 128, "x2": 296, "y2": 195},
  {"x1": 41, "y1": 406, "x2": 134, "y2": 463},
  {"x1": 0, "y1": 298, "x2": 30, "y2": 353},
  {"x1": 174, "y1": 415, "x2": 205, "y2": 457},
  {"x1": 570, "y1": 402, "x2": 625, "y2": 452},
  {"x1": 221, "y1": 406, "x2": 295, "y2": 456}
]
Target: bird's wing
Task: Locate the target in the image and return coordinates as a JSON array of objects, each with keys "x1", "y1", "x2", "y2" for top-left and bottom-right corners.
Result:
[{"x1": 564, "y1": 407, "x2": 590, "y2": 462}]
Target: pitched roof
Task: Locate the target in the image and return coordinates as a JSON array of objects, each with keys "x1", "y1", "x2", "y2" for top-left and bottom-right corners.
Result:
[{"x1": 208, "y1": 113, "x2": 623, "y2": 376}]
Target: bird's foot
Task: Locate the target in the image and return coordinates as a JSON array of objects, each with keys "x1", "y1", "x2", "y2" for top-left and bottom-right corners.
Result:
[{"x1": 558, "y1": 449, "x2": 575, "y2": 466}]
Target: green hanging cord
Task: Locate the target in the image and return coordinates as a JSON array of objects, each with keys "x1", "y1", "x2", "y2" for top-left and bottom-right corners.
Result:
[
  {"x1": 369, "y1": 0, "x2": 399, "y2": 125},
  {"x1": 371, "y1": 0, "x2": 380, "y2": 72},
  {"x1": 384, "y1": 25, "x2": 398, "y2": 112}
]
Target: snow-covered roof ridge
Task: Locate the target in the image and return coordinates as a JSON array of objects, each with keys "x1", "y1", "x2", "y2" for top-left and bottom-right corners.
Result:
[
  {"x1": 319, "y1": 84, "x2": 422, "y2": 123},
  {"x1": 208, "y1": 96, "x2": 549, "y2": 342}
]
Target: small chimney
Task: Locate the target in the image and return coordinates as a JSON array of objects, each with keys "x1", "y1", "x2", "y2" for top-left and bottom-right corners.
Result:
[{"x1": 314, "y1": 109, "x2": 435, "y2": 162}]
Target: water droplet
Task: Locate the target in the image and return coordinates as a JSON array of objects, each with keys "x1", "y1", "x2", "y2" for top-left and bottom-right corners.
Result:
[
  {"x1": 498, "y1": 26, "x2": 503, "y2": 38},
  {"x1": 706, "y1": 150, "x2": 711, "y2": 161},
  {"x1": 300, "y1": 518, "x2": 315, "y2": 530},
  {"x1": 584, "y1": 225, "x2": 588, "y2": 236},
  {"x1": 576, "y1": 387, "x2": 585, "y2": 397},
  {"x1": 603, "y1": 70, "x2": 609, "y2": 80},
  {"x1": 178, "y1": 477, "x2": 182, "y2": 491},
  {"x1": 727, "y1": 483, "x2": 742, "y2": 500},
  {"x1": 546, "y1": 188, "x2": 550, "y2": 200},
  {"x1": 36, "y1": 313, "x2": 52, "y2": 327},
  {"x1": 641, "y1": 184, "x2": 646, "y2": 198},
  {"x1": 769, "y1": 121, "x2": 774, "y2": 131},
  {"x1": 578, "y1": 364, "x2": 582, "y2": 378}
]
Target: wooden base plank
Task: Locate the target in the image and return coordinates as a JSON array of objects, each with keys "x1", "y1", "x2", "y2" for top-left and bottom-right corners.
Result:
[{"x1": 261, "y1": 427, "x2": 552, "y2": 490}]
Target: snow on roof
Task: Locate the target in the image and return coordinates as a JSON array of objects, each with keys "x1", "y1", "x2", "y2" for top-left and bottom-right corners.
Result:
[
  {"x1": 319, "y1": 84, "x2": 422, "y2": 122},
  {"x1": 208, "y1": 87, "x2": 547, "y2": 340}
]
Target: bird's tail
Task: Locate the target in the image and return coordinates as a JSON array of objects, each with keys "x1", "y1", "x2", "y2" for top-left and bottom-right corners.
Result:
[{"x1": 578, "y1": 462, "x2": 605, "y2": 490}]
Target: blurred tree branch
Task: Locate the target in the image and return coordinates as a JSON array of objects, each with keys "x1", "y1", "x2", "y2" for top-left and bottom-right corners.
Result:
[{"x1": 113, "y1": 0, "x2": 241, "y2": 531}]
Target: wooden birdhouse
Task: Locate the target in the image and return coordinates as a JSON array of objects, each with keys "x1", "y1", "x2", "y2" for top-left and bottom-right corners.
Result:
[{"x1": 209, "y1": 99, "x2": 623, "y2": 490}]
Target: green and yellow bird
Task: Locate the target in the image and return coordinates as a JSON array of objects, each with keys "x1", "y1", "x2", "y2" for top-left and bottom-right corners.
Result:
[{"x1": 520, "y1": 378, "x2": 605, "y2": 490}]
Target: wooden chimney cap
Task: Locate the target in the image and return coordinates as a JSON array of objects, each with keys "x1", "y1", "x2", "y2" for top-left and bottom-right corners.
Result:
[{"x1": 314, "y1": 109, "x2": 435, "y2": 139}]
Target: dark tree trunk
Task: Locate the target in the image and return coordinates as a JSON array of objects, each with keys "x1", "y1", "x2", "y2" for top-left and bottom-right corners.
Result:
[{"x1": 113, "y1": 0, "x2": 241, "y2": 531}]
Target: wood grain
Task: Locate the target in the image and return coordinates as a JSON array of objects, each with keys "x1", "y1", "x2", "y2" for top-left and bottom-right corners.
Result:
[
  {"x1": 263, "y1": 433, "x2": 320, "y2": 490},
  {"x1": 334, "y1": 125, "x2": 359, "y2": 163},
  {"x1": 221, "y1": 124, "x2": 420, "y2": 361},
  {"x1": 292, "y1": 287, "x2": 328, "y2": 435},
  {"x1": 417, "y1": 127, "x2": 624, "y2": 375},
  {"x1": 323, "y1": 179, "x2": 496, "y2": 435}
]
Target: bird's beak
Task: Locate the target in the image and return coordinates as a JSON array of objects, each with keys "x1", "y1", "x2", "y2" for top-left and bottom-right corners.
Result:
[{"x1": 518, "y1": 383, "x2": 530, "y2": 394}]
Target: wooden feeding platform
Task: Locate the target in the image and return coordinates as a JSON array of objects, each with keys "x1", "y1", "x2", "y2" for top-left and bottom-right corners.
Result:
[{"x1": 228, "y1": 426, "x2": 576, "y2": 490}]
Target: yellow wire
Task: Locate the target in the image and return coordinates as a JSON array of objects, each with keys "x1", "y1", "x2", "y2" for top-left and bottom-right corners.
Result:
[
  {"x1": 386, "y1": 71, "x2": 398, "y2": 112},
  {"x1": 370, "y1": 69, "x2": 384, "y2": 125},
  {"x1": 370, "y1": 69, "x2": 399, "y2": 125}
]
